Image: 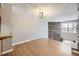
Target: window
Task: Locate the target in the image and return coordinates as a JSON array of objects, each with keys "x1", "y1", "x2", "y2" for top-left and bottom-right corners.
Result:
[
  {"x1": 61, "y1": 23, "x2": 68, "y2": 32},
  {"x1": 61, "y1": 21, "x2": 77, "y2": 33}
]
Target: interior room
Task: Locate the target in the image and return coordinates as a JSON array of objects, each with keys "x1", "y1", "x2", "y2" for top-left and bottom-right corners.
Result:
[{"x1": 0, "y1": 3, "x2": 79, "y2": 56}]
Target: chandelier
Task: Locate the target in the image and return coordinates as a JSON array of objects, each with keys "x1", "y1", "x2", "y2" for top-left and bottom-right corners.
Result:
[{"x1": 38, "y1": 10, "x2": 47, "y2": 19}]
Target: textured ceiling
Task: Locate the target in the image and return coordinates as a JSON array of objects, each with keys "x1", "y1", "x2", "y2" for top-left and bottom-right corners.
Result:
[
  {"x1": 12, "y1": 3, "x2": 78, "y2": 22},
  {"x1": 12, "y1": 3, "x2": 78, "y2": 11}
]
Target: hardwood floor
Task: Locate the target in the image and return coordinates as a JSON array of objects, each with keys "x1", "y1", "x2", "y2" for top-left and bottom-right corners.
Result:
[{"x1": 2, "y1": 38, "x2": 79, "y2": 56}]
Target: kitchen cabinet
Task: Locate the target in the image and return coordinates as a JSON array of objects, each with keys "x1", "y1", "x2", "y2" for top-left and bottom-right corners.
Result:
[
  {"x1": 2, "y1": 38, "x2": 12, "y2": 52},
  {"x1": 0, "y1": 34, "x2": 12, "y2": 55}
]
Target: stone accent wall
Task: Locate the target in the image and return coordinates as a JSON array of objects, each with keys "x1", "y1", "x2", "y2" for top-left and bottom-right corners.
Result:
[{"x1": 48, "y1": 22, "x2": 61, "y2": 41}]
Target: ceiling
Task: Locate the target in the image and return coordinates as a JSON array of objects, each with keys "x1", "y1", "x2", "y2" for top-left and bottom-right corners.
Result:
[{"x1": 11, "y1": 3, "x2": 78, "y2": 22}]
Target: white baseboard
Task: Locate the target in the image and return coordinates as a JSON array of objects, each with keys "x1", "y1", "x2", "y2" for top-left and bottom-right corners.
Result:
[
  {"x1": 2, "y1": 49, "x2": 13, "y2": 55},
  {"x1": 12, "y1": 38, "x2": 38, "y2": 46}
]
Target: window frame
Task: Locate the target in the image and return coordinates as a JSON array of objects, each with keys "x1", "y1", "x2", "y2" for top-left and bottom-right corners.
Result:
[{"x1": 61, "y1": 20, "x2": 77, "y2": 33}]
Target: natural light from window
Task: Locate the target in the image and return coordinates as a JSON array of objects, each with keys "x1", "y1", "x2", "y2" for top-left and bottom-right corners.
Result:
[{"x1": 61, "y1": 21, "x2": 77, "y2": 33}]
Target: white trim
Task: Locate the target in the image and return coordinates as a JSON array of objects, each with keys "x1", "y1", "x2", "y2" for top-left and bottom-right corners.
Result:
[
  {"x1": 12, "y1": 38, "x2": 38, "y2": 46},
  {"x1": 1, "y1": 49, "x2": 13, "y2": 55}
]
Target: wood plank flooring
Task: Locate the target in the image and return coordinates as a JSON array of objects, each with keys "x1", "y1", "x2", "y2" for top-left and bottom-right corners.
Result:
[{"x1": 2, "y1": 38, "x2": 79, "y2": 56}]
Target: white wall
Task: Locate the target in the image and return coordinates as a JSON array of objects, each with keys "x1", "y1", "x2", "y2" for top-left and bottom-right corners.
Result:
[
  {"x1": 61, "y1": 32, "x2": 79, "y2": 41},
  {"x1": 0, "y1": 4, "x2": 48, "y2": 44},
  {"x1": 12, "y1": 7, "x2": 48, "y2": 44}
]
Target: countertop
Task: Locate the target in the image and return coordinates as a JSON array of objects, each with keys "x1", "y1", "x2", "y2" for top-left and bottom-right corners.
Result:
[{"x1": 0, "y1": 33, "x2": 12, "y2": 40}]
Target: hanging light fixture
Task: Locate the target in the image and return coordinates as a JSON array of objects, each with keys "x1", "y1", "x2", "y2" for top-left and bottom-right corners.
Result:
[{"x1": 38, "y1": 9, "x2": 46, "y2": 19}]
